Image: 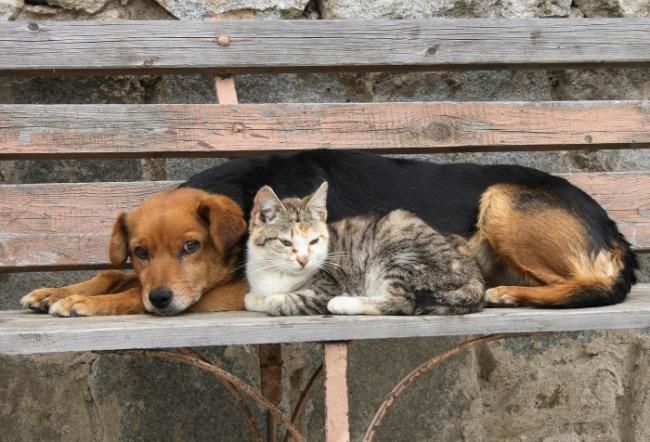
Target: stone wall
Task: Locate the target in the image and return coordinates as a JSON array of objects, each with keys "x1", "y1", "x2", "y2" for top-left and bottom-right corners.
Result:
[{"x1": 1, "y1": 1, "x2": 649, "y2": 441}]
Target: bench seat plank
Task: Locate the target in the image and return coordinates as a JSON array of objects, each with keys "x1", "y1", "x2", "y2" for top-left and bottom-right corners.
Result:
[
  {"x1": 3, "y1": 19, "x2": 650, "y2": 75},
  {"x1": 0, "y1": 172, "x2": 648, "y2": 270},
  {"x1": 2, "y1": 102, "x2": 650, "y2": 159},
  {"x1": 0, "y1": 284, "x2": 648, "y2": 355}
]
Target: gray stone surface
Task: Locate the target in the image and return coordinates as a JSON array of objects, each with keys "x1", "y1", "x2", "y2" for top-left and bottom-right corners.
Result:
[
  {"x1": 321, "y1": 0, "x2": 573, "y2": 18},
  {"x1": 17, "y1": 0, "x2": 173, "y2": 20},
  {"x1": 2, "y1": 0, "x2": 650, "y2": 440},
  {"x1": 153, "y1": 0, "x2": 310, "y2": 19},
  {"x1": 0, "y1": 346, "x2": 264, "y2": 441},
  {"x1": 573, "y1": 0, "x2": 650, "y2": 17},
  {"x1": 44, "y1": 0, "x2": 112, "y2": 14},
  {"x1": 0, "y1": 0, "x2": 23, "y2": 20}
]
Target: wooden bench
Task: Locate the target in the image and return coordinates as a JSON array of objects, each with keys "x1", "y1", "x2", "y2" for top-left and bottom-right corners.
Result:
[{"x1": 1, "y1": 19, "x2": 650, "y2": 442}]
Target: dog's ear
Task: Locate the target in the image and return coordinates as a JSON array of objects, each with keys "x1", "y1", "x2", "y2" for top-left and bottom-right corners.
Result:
[
  {"x1": 109, "y1": 212, "x2": 129, "y2": 265},
  {"x1": 199, "y1": 195, "x2": 247, "y2": 256}
]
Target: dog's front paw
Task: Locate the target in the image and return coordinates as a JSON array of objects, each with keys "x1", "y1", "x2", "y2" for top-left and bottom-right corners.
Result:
[
  {"x1": 20, "y1": 288, "x2": 70, "y2": 313},
  {"x1": 244, "y1": 292, "x2": 267, "y2": 313},
  {"x1": 484, "y1": 287, "x2": 517, "y2": 306},
  {"x1": 49, "y1": 295, "x2": 97, "y2": 317}
]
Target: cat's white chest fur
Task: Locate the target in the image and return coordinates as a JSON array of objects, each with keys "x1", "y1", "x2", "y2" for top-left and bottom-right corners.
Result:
[
  {"x1": 245, "y1": 257, "x2": 314, "y2": 312},
  {"x1": 247, "y1": 265, "x2": 305, "y2": 298}
]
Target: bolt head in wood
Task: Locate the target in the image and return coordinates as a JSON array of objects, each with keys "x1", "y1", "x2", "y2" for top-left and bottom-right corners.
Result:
[{"x1": 216, "y1": 34, "x2": 231, "y2": 47}]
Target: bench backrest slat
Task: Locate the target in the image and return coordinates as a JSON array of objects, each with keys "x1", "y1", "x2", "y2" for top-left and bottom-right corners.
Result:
[
  {"x1": 0, "y1": 182, "x2": 176, "y2": 270},
  {"x1": 2, "y1": 102, "x2": 650, "y2": 159},
  {"x1": 1, "y1": 19, "x2": 649, "y2": 274},
  {"x1": 3, "y1": 19, "x2": 650, "y2": 76},
  {"x1": 1, "y1": 173, "x2": 648, "y2": 270}
]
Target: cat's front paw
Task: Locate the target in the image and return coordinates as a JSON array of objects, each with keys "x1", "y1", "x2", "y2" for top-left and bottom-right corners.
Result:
[
  {"x1": 263, "y1": 294, "x2": 289, "y2": 316},
  {"x1": 327, "y1": 296, "x2": 361, "y2": 315},
  {"x1": 244, "y1": 292, "x2": 267, "y2": 313}
]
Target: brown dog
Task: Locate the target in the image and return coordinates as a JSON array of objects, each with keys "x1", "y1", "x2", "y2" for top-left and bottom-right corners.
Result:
[{"x1": 21, "y1": 188, "x2": 249, "y2": 316}]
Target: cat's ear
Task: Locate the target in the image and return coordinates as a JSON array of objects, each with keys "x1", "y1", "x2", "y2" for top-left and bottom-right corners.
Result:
[
  {"x1": 252, "y1": 185, "x2": 285, "y2": 225},
  {"x1": 305, "y1": 181, "x2": 328, "y2": 222}
]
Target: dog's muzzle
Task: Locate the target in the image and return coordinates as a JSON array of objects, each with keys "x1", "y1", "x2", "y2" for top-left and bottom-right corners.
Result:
[{"x1": 149, "y1": 287, "x2": 173, "y2": 310}]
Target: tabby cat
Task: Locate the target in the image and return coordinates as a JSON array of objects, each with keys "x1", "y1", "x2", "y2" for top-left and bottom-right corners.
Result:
[{"x1": 245, "y1": 182, "x2": 484, "y2": 316}]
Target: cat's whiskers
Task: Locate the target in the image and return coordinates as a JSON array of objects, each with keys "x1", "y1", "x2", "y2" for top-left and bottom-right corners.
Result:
[{"x1": 246, "y1": 262, "x2": 288, "y2": 273}]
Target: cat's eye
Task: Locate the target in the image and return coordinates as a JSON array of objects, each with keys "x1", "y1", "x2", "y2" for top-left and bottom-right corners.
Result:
[
  {"x1": 133, "y1": 246, "x2": 149, "y2": 261},
  {"x1": 279, "y1": 239, "x2": 293, "y2": 247},
  {"x1": 182, "y1": 240, "x2": 200, "y2": 255},
  {"x1": 309, "y1": 238, "x2": 319, "y2": 245}
]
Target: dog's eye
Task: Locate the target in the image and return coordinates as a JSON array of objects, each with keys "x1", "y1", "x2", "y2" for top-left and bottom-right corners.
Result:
[
  {"x1": 134, "y1": 247, "x2": 149, "y2": 260},
  {"x1": 279, "y1": 239, "x2": 292, "y2": 247},
  {"x1": 183, "y1": 240, "x2": 200, "y2": 255},
  {"x1": 309, "y1": 238, "x2": 319, "y2": 245}
]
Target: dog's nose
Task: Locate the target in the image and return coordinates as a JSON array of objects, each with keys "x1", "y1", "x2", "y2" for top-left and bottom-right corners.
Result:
[{"x1": 149, "y1": 287, "x2": 173, "y2": 309}]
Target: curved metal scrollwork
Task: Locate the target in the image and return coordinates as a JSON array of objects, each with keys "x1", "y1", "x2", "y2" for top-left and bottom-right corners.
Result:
[{"x1": 362, "y1": 333, "x2": 529, "y2": 442}]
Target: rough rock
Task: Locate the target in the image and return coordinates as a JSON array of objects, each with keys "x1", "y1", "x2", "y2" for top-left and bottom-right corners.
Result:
[
  {"x1": 0, "y1": 347, "x2": 264, "y2": 441},
  {"x1": 573, "y1": 0, "x2": 650, "y2": 17},
  {"x1": 321, "y1": 0, "x2": 573, "y2": 19},
  {"x1": 17, "y1": 0, "x2": 172, "y2": 20},
  {"x1": 153, "y1": 0, "x2": 310, "y2": 19},
  {"x1": 44, "y1": 0, "x2": 112, "y2": 14},
  {"x1": 0, "y1": 0, "x2": 23, "y2": 20}
]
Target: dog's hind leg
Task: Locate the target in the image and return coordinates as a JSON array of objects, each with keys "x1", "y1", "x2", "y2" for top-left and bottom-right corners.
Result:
[
  {"x1": 473, "y1": 184, "x2": 632, "y2": 308},
  {"x1": 21, "y1": 270, "x2": 140, "y2": 313}
]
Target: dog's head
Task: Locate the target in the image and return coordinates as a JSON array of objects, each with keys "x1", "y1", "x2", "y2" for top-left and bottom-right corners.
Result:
[{"x1": 109, "y1": 188, "x2": 247, "y2": 315}]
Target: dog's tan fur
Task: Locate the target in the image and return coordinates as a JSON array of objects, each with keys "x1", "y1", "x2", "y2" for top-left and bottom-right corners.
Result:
[
  {"x1": 21, "y1": 188, "x2": 248, "y2": 316},
  {"x1": 471, "y1": 184, "x2": 623, "y2": 307}
]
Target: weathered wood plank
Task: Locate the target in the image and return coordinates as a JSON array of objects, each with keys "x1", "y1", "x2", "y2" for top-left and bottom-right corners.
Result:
[
  {"x1": 0, "y1": 182, "x2": 177, "y2": 270},
  {"x1": 0, "y1": 284, "x2": 648, "y2": 355},
  {"x1": 3, "y1": 19, "x2": 650, "y2": 76},
  {"x1": 0, "y1": 172, "x2": 648, "y2": 270},
  {"x1": 566, "y1": 173, "x2": 650, "y2": 252},
  {"x1": 2, "y1": 102, "x2": 650, "y2": 159}
]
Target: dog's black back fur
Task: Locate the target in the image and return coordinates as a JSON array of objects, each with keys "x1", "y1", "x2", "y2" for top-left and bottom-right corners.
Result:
[
  {"x1": 183, "y1": 149, "x2": 638, "y2": 306},
  {"x1": 184, "y1": 150, "x2": 610, "y2": 236}
]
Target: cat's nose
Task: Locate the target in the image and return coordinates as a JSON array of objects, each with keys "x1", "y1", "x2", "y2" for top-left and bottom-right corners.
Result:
[{"x1": 296, "y1": 256, "x2": 309, "y2": 267}]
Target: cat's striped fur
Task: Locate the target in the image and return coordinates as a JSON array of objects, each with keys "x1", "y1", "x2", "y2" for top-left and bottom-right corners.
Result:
[{"x1": 245, "y1": 182, "x2": 485, "y2": 316}]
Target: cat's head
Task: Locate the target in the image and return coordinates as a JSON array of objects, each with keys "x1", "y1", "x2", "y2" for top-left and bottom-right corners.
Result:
[{"x1": 248, "y1": 182, "x2": 329, "y2": 274}]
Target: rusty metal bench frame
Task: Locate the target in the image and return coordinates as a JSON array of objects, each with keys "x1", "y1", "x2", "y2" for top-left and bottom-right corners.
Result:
[{"x1": 1, "y1": 19, "x2": 650, "y2": 442}]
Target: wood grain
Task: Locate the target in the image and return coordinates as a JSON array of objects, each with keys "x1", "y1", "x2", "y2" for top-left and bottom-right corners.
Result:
[
  {"x1": 3, "y1": 19, "x2": 650, "y2": 76},
  {"x1": 566, "y1": 172, "x2": 650, "y2": 252},
  {"x1": 0, "y1": 172, "x2": 648, "y2": 270},
  {"x1": 2, "y1": 102, "x2": 650, "y2": 159},
  {"x1": 0, "y1": 182, "x2": 177, "y2": 270},
  {"x1": 324, "y1": 343, "x2": 350, "y2": 442},
  {"x1": 0, "y1": 284, "x2": 648, "y2": 355}
]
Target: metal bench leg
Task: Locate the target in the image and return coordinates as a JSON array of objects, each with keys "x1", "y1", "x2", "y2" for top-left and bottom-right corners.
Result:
[
  {"x1": 324, "y1": 342, "x2": 351, "y2": 442},
  {"x1": 260, "y1": 344, "x2": 283, "y2": 442}
]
